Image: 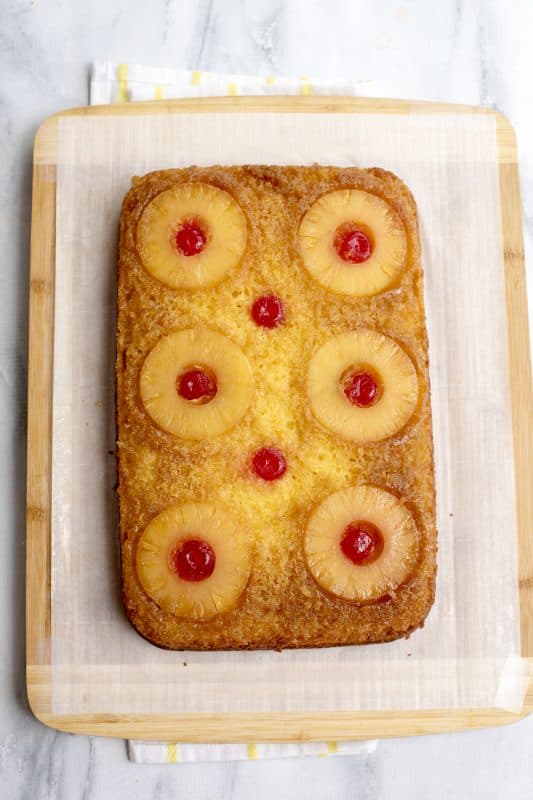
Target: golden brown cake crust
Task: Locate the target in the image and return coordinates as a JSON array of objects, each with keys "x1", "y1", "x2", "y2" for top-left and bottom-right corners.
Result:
[{"x1": 117, "y1": 165, "x2": 437, "y2": 650}]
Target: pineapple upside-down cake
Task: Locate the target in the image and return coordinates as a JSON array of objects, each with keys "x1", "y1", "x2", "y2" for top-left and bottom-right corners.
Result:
[{"x1": 117, "y1": 165, "x2": 437, "y2": 649}]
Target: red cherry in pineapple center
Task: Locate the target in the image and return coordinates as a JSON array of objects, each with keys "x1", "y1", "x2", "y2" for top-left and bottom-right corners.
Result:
[
  {"x1": 252, "y1": 447, "x2": 287, "y2": 481},
  {"x1": 343, "y1": 370, "x2": 380, "y2": 408},
  {"x1": 251, "y1": 295, "x2": 285, "y2": 328},
  {"x1": 170, "y1": 538, "x2": 216, "y2": 582},
  {"x1": 334, "y1": 223, "x2": 372, "y2": 264},
  {"x1": 341, "y1": 521, "x2": 383, "y2": 566},
  {"x1": 177, "y1": 368, "x2": 217, "y2": 402},
  {"x1": 175, "y1": 220, "x2": 207, "y2": 256}
]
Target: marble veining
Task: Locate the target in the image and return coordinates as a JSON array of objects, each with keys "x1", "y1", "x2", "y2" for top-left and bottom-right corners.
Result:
[{"x1": 1, "y1": 0, "x2": 533, "y2": 798}]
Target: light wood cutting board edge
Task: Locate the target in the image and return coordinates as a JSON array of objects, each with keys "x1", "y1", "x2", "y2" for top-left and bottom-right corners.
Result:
[{"x1": 26, "y1": 96, "x2": 533, "y2": 741}]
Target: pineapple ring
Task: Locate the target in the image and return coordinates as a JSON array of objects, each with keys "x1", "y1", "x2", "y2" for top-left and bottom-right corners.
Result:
[
  {"x1": 136, "y1": 503, "x2": 252, "y2": 619},
  {"x1": 304, "y1": 485, "x2": 419, "y2": 602},
  {"x1": 140, "y1": 327, "x2": 254, "y2": 440},
  {"x1": 137, "y1": 182, "x2": 247, "y2": 289},
  {"x1": 307, "y1": 329, "x2": 418, "y2": 443},
  {"x1": 298, "y1": 189, "x2": 407, "y2": 296}
]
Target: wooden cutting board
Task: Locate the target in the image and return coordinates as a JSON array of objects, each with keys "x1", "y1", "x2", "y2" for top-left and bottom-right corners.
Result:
[{"x1": 26, "y1": 96, "x2": 533, "y2": 741}]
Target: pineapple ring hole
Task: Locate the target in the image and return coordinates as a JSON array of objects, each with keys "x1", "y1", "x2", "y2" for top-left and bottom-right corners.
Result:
[
  {"x1": 169, "y1": 538, "x2": 216, "y2": 582},
  {"x1": 340, "y1": 364, "x2": 383, "y2": 408},
  {"x1": 172, "y1": 217, "x2": 209, "y2": 257},
  {"x1": 176, "y1": 364, "x2": 218, "y2": 404},
  {"x1": 333, "y1": 222, "x2": 374, "y2": 264},
  {"x1": 340, "y1": 521, "x2": 384, "y2": 566}
]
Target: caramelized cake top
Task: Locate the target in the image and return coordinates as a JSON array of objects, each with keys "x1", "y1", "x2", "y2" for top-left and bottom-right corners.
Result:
[{"x1": 117, "y1": 165, "x2": 436, "y2": 650}]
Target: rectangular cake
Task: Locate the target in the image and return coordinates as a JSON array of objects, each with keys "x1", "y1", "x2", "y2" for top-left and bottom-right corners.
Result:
[{"x1": 116, "y1": 165, "x2": 437, "y2": 650}]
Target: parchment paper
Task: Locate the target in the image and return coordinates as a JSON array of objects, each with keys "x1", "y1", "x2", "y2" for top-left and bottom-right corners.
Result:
[{"x1": 51, "y1": 111, "x2": 524, "y2": 714}]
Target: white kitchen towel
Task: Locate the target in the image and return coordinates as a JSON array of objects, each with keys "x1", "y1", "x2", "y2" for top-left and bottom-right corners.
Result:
[
  {"x1": 89, "y1": 61, "x2": 377, "y2": 104},
  {"x1": 90, "y1": 61, "x2": 379, "y2": 763},
  {"x1": 128, "y1": 738, "x2": 378, "y2": 764}
]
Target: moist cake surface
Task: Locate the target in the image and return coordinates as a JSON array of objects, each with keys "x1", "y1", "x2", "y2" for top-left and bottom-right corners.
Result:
[{"x1": 117, "y1": 165, "x2": 437, "y2": 650}]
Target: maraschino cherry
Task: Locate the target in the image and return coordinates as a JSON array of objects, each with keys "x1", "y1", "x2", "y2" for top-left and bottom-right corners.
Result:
[
  {"x1": 334, "y1": 224, "x2": 372, "y2": 264},
  {"x1": 340, "y1": 521, "x2": 383, "y2": 565},
  {"x1": 252, "y1": 447, "x2": 287, "y2": 481},
  {"x1": 251, "y1": 295, "x2": 285, "y2": 329},
  {"x1": 343, "y1": 370, "x2": 379, "y2": 408},
  {"x1": 177, "y1": 369, "x2": 217, "y2": 402},
  {"x1": 175, "y1": 220, "x2": 207, "y2": 256},
  {"x1": 170, "y1": 539, "x2": 216, "y2": 582}
]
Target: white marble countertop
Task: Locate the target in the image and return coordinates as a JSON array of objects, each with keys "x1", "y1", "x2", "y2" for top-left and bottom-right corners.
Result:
[{"x1": 1, "y1": 0, "x2": 532, "y2": 798}]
